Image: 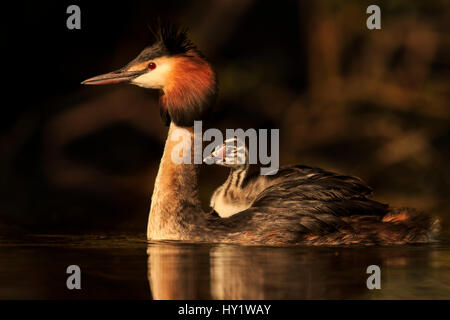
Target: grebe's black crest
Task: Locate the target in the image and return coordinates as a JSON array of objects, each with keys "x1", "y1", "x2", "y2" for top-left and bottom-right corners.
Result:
[
  {"x1": 130, "y1": 22, "x2": 196, "y2": 64},
  {"x1": 156, "y1": 22, "x2": 196, "y2": 55}
]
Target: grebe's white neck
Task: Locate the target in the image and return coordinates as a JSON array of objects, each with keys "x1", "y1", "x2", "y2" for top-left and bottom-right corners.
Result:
[{"x1": 147, "y1": 122, "x2": 204, "y2": 240}]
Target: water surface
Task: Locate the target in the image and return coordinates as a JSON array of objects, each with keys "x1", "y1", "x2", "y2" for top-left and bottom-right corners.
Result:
[{"x1": 0, "y1": 234, "x2": 449, "y2": 299}]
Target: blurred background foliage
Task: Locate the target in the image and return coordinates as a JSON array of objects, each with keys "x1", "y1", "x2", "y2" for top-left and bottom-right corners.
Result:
[{"x1": 1, "y1": 0, "x2": 449, "y2": 233}]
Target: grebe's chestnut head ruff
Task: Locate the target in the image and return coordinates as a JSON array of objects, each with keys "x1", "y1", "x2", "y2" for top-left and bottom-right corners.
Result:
[{"x1": 82, "y1": 23, "x2": 217, "y2": 127}]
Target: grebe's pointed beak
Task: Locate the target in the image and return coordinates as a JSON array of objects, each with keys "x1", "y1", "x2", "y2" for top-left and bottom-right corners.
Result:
[{"x1": 81, "y1": 69, "x2": 146, "y2": 85}]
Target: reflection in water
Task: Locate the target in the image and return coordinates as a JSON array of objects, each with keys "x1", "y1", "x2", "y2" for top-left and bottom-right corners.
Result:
[
  {"x1": 147, "y1": 244, "x2": 212, "y2": 299},
  {"x1": 0, "y1": 234, "x2": 448, "y2": 299},
  {"x1": 147, "y1": 242, "x2": 450, "y2": 299}
]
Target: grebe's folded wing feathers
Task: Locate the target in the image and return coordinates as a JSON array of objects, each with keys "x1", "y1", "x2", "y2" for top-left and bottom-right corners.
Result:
[
  {"x1": 206, "y1": 166, "x2": 388, "y2": 239},
  {"x1": 268, "y1": 165, "x2": 374, "y2": 197},
  {"x1": 203, "y1": 169, "x2": 435, "y2": 245},
  {"x1": 252, "y1": 169, "x2": 388, "y2": 217}
]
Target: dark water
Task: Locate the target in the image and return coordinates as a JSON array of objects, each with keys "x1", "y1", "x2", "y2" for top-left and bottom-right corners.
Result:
[{"x1": 0, "y1": 234, "x2": 449, "y2": 299}]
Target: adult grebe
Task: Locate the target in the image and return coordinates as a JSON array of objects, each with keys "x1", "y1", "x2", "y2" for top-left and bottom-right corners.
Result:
[{"x1": 82, "y1": 24, "x2": 439, "y2": 245}]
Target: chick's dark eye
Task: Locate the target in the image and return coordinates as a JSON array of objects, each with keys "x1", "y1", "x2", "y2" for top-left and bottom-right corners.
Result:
[{"x1": 147, "y1": 62, "x2": 157, "y2": 70}]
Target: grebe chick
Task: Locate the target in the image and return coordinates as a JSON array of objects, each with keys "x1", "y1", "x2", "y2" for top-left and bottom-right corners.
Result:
[
  {"x1": 204, "y1": 138, "x2": 258, "y2": 217},
  {"x1": 205, "y1": 137, "x2": 293, "y2": 217}
]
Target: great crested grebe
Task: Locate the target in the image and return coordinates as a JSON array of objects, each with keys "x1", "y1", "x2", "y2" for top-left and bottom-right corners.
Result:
[{"x1": 82, "y1": 24, "x2": 439, "y2": 245}]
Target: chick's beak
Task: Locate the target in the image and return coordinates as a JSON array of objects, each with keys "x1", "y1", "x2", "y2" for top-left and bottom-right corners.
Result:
[{"x1": 81, "y1": 69, "x2": 146, "y2": 85}]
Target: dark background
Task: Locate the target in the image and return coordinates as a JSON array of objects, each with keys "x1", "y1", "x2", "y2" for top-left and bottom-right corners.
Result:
[{"x1": 1, "y1": 0, "x2": 449, "y2": 234}]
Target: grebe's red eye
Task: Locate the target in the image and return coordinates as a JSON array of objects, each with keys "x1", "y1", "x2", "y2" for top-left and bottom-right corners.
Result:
[{"x1": 147, "y1": 62, "x2": 156, "y2": 70}]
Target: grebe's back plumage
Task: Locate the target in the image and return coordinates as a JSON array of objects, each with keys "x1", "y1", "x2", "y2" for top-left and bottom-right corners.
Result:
[{"x1": 82, "y1": 23, "x2": 439, "y2": 246}]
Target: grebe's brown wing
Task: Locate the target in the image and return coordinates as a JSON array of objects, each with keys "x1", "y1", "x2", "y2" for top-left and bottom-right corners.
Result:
[
  {"x1": 205, "y1": 167, "x2": 435, "y2": 245},
  {"x1": 270, "y1": 165, "x2": 373, "y2": 196},
  {"x1": 204, "y1": 166, "x2": 388, "y2": 241},
  {"x1": 243, "y1": 165, "x2": 373, "y2": 198},
  {"x1": 251, "y1": 167, "x2": 388, "y2": 218},
  {"x1": 209, "y1": 170, "x2": 386, "y2": 232}
]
